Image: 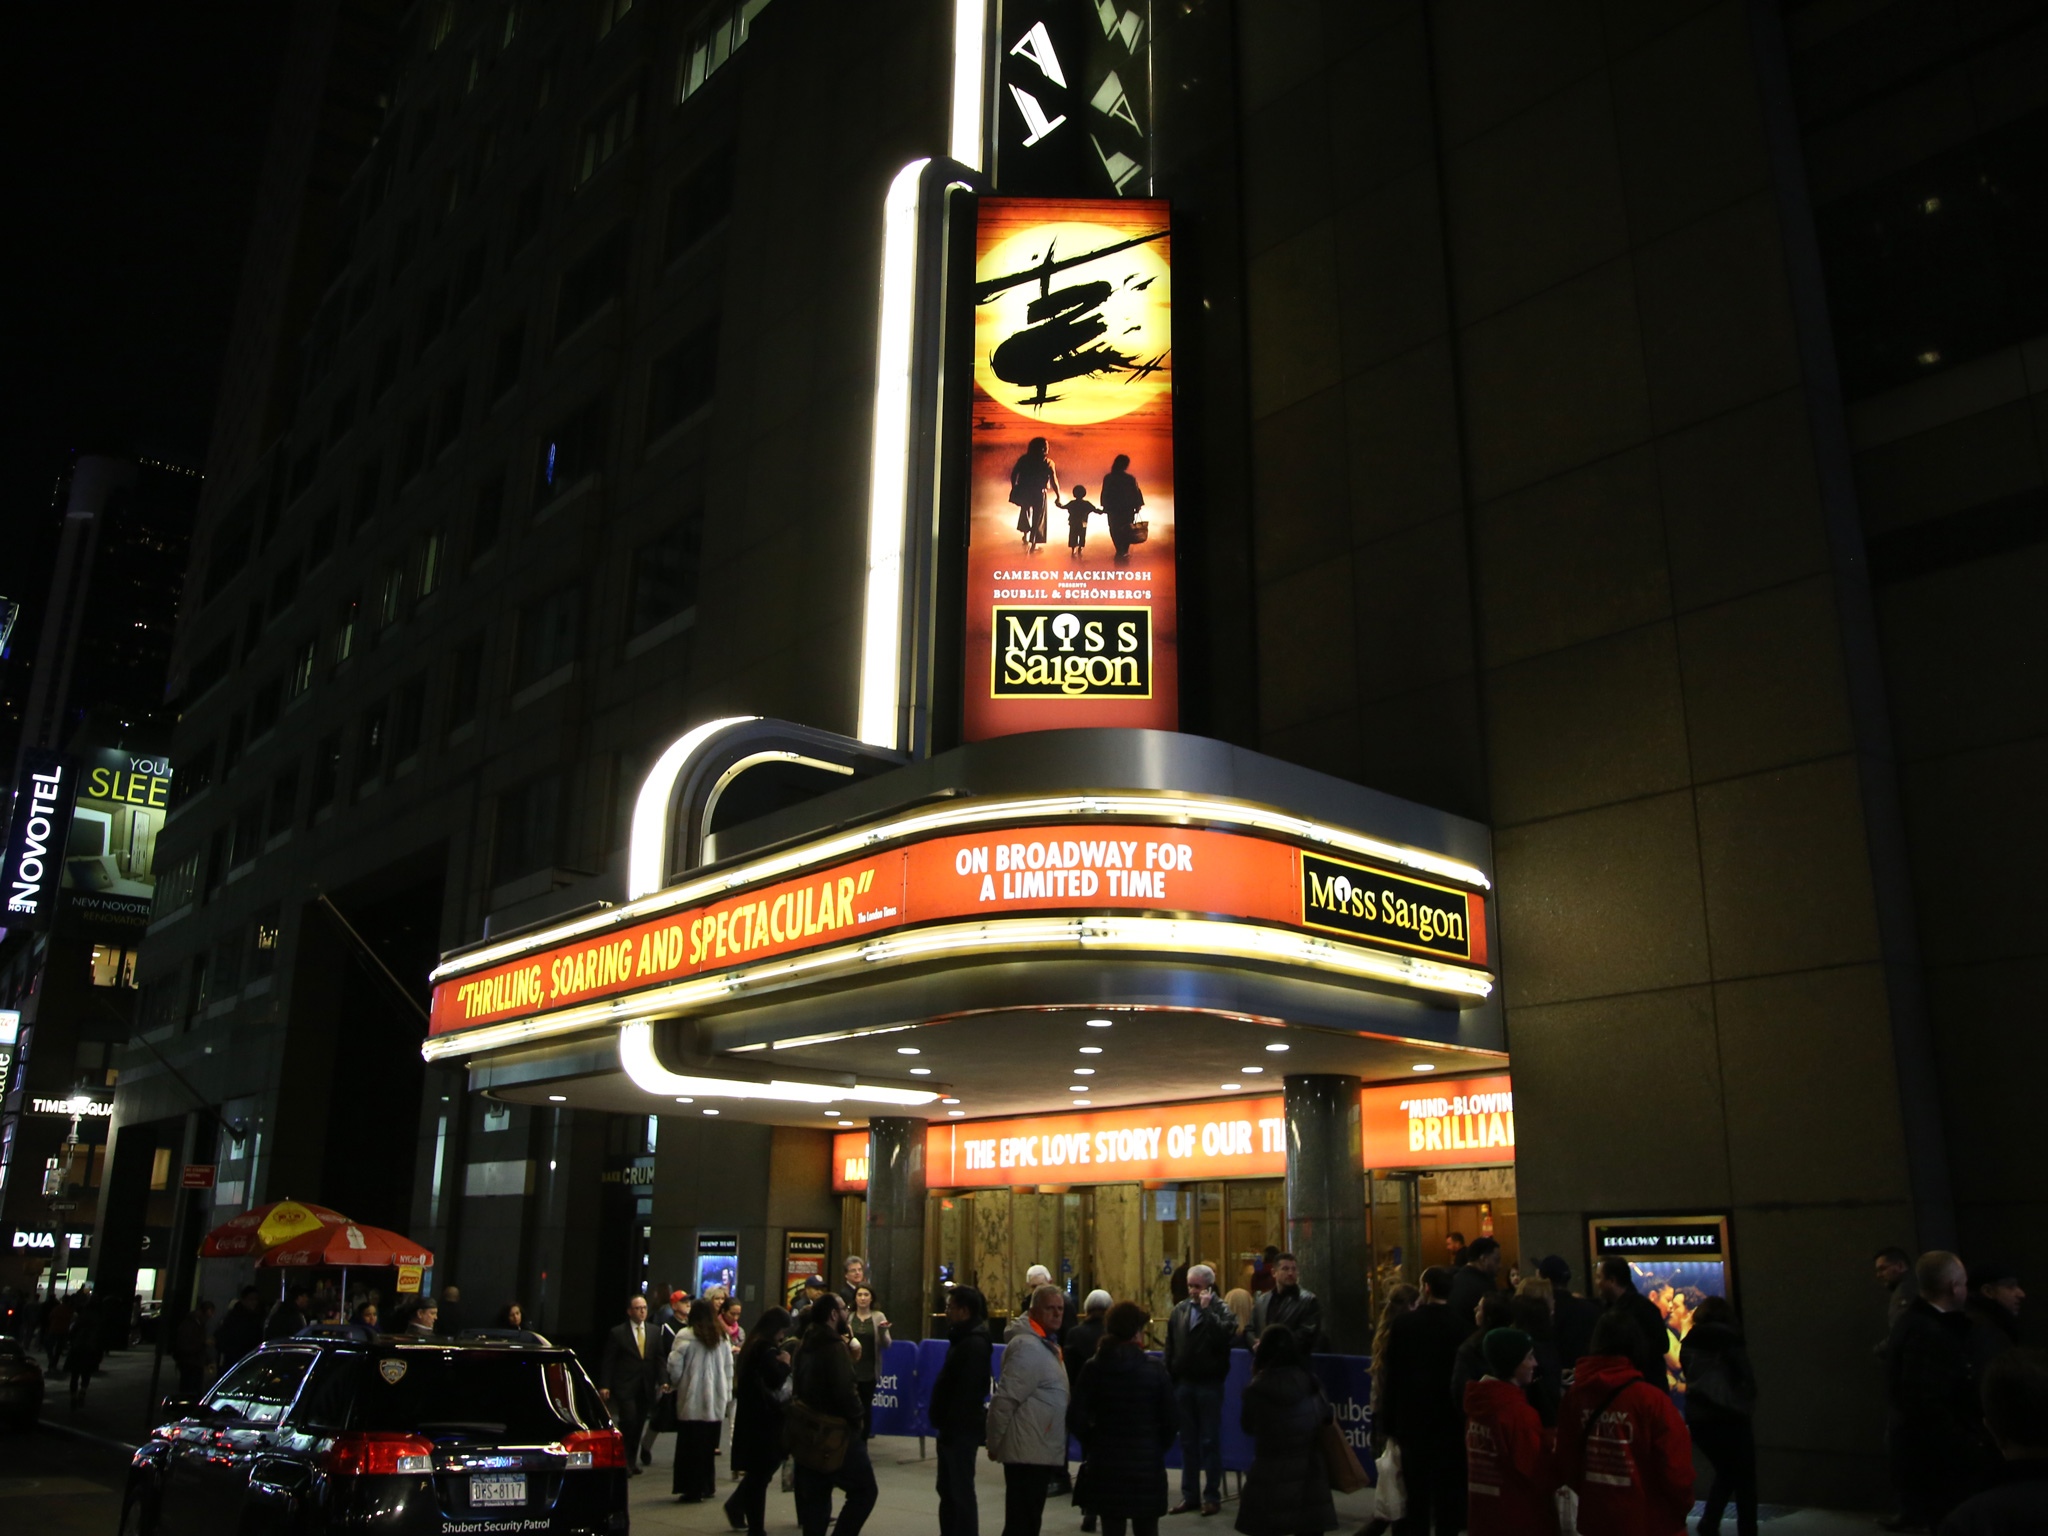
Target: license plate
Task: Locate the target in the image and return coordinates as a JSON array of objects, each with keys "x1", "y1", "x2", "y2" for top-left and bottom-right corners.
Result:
[{"x1": 469, "y1": 1473, "x2": 527, "y2": 1507}]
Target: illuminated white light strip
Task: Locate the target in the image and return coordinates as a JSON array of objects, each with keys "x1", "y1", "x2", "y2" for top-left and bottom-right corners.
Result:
[
  {"x1": 949, "y1": 0, "x2": 987, "y2": 169},
  {"x1": 436, "y1": 791, "x2": 1492, "y2": 983},
  {"x1": 857, "y1": 159, "x2": 930, "y2": 750},
  {"x1": 627, "y1": 717, "x2": 760, "y2": 900},
  {"x1": 618, "y1": 1022, "x2": 938, "y2": 1105},
  {"x1": 421, "y1": 915, "x2": 1494, "y2": 1063}
]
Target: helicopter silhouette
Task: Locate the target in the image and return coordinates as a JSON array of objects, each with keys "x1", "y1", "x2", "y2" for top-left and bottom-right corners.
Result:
[{"x1": 978, "y1": 228, "x2": 1169, "y2": 409}]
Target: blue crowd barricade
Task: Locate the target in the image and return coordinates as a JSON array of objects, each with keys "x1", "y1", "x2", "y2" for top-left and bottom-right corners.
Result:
[
  {"x1": 870, "y1": 1330, "x2": 1371, "y2": 1487},
  {"x1": 867, "y1": 1340, "x2": 924, "y2": 1437}
]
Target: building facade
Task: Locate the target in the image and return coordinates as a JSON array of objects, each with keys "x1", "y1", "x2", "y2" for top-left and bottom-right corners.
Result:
[{"x1": 94, "y1": 0, "x2": 2047, "y2": 1509}]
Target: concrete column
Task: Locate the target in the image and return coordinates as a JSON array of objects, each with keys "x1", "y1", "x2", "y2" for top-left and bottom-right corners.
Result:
[
  {"x1": 864, "y1": 1117, "x2": 928, "y2": 1339},
  {"x1": 1284, "y1": 1074, "x2": 1370, "y2": 1354}
]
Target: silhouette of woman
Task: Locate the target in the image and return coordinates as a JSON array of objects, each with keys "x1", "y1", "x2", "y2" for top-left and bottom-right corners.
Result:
[
  {"x1": 1009, "y1": 437, "x2": 1059, "y2": 550},
  {"x1": 1100, "y1": 453, "x2": 1144, "y2": 561}
]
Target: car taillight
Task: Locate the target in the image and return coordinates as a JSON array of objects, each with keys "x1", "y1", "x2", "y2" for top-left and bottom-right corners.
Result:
[
  {"x1": 324, "y1": 1432, "x2": 436, "y2": 1476},
  {"x1": 561, "y1": 1429, "x2": 626, "y2": 1469}
]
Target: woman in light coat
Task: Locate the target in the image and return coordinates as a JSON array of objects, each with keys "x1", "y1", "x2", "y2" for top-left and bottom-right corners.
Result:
[{"x1": 668, "y1": 1297, "x2": 734, "y2": 1503}]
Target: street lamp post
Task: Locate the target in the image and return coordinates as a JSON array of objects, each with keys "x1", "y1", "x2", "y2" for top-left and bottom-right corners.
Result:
[{"x1": 40, "y1": 1099, "x2": 88, "y2": 1299}]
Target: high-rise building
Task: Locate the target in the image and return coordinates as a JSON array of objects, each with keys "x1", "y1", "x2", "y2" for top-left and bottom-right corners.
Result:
[{"x1": 98, "y1": 0, "x2": 2046, "y2": 1507}]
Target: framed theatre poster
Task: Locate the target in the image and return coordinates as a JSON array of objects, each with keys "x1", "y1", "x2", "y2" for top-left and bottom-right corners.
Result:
[
  {"x1": 1587, "y1": 1212, "x2": 1735, "y2": 1387},
  {"x1": 962, "y1": 196, "x2": 1177, "y2": 741}
]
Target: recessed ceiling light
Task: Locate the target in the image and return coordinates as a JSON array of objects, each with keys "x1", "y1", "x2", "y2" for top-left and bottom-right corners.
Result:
[
  {"x1": 1264, "y1": 1043, "x2": 1289, "y2": 1053},
  {"x1": 702, "y1": 1108, "x2": 720, "y2": 1115},
  {"x1": 1079, "y1": 1046, "x2": 1103, "y2": 1054},
  {"x1": 1068, "y1": 1084, "x2": 1088, "y2": 1093},
  {"x1": 1221, "y1": 1083, "x2": 1242, "y2": 1091},
  {"x1": 910, "y1": 1068, "x2": 931, "y2": 1075},
  {"x1": 1072, "y1": 1099, "x2": 1092, "y2": 1106},
  {"x1": 897, "y1": 1047, "x2": 921, "y2": 1055},
  {"x1": 675, "y1": 1097, "x2": 693, "y2": 1104},
  {"x1": 1086, "y1": 1018, "x2": 1112, "y2": 1028},
  {"x1": 547, "y1": 1094, "x2": 567, "y2": 1102},
  {"x1": 948, "y1": 1109, "x2": 965, "y2": 1116},
  {"x1": 941, "y1": 1097, "x2": 961, "y2": 1105},
  {"x1": 824, "y1": 1109, "x2": 840, "y2": 1117},
  {"x1": 1412, "y1": 1063, "x2": 1436, "y2": 1072},
  {"x1": 1073, "y1": 1067, "x2": 1095, "y2": 1076},
  {"x1": 1241, "y1": 1067, "x2": 1264, "y2": 1074}
]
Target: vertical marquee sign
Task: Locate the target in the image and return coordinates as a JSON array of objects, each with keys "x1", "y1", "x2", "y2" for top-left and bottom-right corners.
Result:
[
  {"x1": 963, "y1": 196, "x2": 1177, "y2": 741},
  {"x1": 995, "y1": 0, "x2": 1154, "y2": 197},
  {"x1": 2, "y1": 749, "x2": 79, "y2": 932}
]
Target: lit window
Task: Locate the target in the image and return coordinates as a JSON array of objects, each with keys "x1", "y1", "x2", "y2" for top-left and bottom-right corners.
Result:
[
  {"x1": 419, "y1": 529, "x2": 445, "y2": 598},
  {"x1": 680, "y1": 0, "x2": 771, "y2": 101},
  {"x1": 89, "y1": 945, "x2": 137, "y2": 989}
]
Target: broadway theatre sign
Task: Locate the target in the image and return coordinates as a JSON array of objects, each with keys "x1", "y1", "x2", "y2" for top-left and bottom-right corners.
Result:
[{"x1": 425, "y1": 795, "x2": 1494, "y2": 1057}]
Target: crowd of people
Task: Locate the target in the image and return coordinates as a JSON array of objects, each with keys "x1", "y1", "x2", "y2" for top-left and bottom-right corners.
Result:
[{"x1": 26, "y1": 1231, "x2": 2044, "y2": 1535}]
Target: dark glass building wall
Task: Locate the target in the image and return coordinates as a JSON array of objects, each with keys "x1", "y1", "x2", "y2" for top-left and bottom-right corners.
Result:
[{"x1": 1788, "y1": 0, "x2": 2048, "y2": 1337}]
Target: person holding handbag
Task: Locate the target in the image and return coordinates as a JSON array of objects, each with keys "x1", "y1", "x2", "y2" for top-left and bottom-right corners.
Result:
[
  {"x1": 1556, "y1": 1312, "x2": 1694, "y2": 1536},
  {"x1": 788, "y1": 1292, "x2": 878, "y2": 1536},
  {"x1": 1362, "y1": 1283, "x2": 1419, "y2": 1536},
  {"x1": 668, "y1": 1298, "x2": 734, "y2": 1503},
  {"x1": 1068, "y1": 1301, "x2": 1177, "y2": 1536},
  {"x1": 724, "y1": 1308, "x2": 793, "y2": 1536},
  {"x1": 1235, "y1": 1325, "x2": 1341, "y2": 1535}
]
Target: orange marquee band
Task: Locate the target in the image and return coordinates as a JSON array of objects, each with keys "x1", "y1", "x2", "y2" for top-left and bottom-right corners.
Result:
[
  {"x1": 831, "y1": 1073, "x2": 1516, "y2": 1191},
  {"x1": 428, "y1": 820, "x2": 1491, "y2": 1039}
]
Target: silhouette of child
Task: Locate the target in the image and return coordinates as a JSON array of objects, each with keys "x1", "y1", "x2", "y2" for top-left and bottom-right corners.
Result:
[{"x1": 1058, "y1": 484, "x2": 1098, "y2": 556}]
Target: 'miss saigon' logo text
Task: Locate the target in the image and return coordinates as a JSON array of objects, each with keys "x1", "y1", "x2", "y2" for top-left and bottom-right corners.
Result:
[
  {"x1": 1299, "y1": 851, "x2": 1475, "y2": 961},
  {"x1": 993, "y1": 606, "x2": 1151, "y2": 699}
]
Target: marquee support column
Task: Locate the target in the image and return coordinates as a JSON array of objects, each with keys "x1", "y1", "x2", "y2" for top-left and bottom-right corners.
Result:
[
  {"x1": 865, "y1": 1117, "x2": 929, "y2": 1340},
  {"x1": 1284, "y1": 1074, "x2": 1370, "y2": 1355}
]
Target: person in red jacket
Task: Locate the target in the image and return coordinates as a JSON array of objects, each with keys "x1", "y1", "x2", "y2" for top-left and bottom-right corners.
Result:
[
  {"x1": 1557, "y1": 1312, "x2": 1695, "y2": 1536},
  {"x1": 1464, "y1": 1326, "x2": 1556, "y2": 1535}
]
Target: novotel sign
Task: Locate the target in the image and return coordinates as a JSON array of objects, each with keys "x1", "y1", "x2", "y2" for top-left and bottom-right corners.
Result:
[
  {"x1": 2, "y1": 749, "x2": 79, "y2": 931},
  {"x1": 424, "y1": 793, "x2": 1494, "y2": 1059}
]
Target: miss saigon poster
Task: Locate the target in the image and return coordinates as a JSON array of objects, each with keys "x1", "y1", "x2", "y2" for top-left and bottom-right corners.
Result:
[{"x1": 962, "y1": 197, "x2": 1177, "y2": 741}]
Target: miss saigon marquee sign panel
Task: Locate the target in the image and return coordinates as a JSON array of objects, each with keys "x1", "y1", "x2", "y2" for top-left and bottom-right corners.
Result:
[
  {"x1": 963, "y1": 197, "x2": 1177, "y2": 741},
  {"x1": 427, "y1": 807, "x2": 1493, "y2": 1048}
]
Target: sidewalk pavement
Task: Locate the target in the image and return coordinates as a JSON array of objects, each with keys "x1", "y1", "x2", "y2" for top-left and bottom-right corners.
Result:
[
  {"x1": 620, "y1": 1435, "x2": 1899, "y2": 1534},
  {"x1": 34, "y1": 1347, "x2": 1897, "y2": 1535}
]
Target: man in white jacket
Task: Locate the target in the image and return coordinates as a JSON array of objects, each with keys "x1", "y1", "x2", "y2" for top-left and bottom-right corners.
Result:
[{"x1": 987, "y1": 1284, "x2": 1070, "y2": 1536}]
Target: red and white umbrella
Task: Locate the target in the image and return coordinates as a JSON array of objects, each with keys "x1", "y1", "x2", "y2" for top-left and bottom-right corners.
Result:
[
  {"x1": 199, "y1": 1200, "x2": 350, "y2": 1258},
  {"x1": 254, "y1": 1222, "x2": 435, "y2": 1270}
]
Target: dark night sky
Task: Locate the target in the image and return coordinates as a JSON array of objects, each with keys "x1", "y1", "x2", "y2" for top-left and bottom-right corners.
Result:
[{"x1": 0, "y1": 3, "x2": 292, "y2": 575}]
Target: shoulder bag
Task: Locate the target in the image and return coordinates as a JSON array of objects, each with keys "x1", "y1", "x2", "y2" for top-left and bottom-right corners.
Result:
[
  {"x1": 784, "y1": 1396, "x2": 851, "y2": 1474},
  {"x1": 1319, "y1": 1412, "x2": 1370, "y2": 1494}
]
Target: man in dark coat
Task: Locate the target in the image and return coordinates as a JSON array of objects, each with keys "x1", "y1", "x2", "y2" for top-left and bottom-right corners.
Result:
[
  {"x1": 1889, "y1": 1251, "x2": 1996, "y2": 1526},
  {"x1": 1251, "y1": 1253, "x2": 1324, "y2": 1355},
  {"x1": 263, "y1": 1285, "x2": 311, "y2": 1341},
  {"x1": 1940, "y1": 1346, "x2": 2048, "y2": 1535},
  {"x1": 597, "y1": 1294, "x2": 660, "y2": 1477},
  {"x1": 793, "y1": 1293, "x2": 878, "y2": 1536},
  {"x1": 1537, "y1": 1255, "x2": 1598, "y2": 1372},
  {"x1": 1380, "y1": 1265, "x2": 1468, "y2": 1536},
  {"x1": 1165, "y1": 1264, "x2": 1234, "y2": 1515},
  {"x1": 1594, "y1": 1259, "x2": 1671, "y2": 1389},
  {"x1": 213, "y1": 1286, "x2": 266, "y2": 1372},
  {"x1": 1447, "y1": 1238, "x2": 1503, "y2": 1331},
  {"x1": 928, "y1": 1286, "x2": 992, "y2": 1536},
  {"x1": 172, "y1": 1300, "x2": 216, "y2": 1397}
]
